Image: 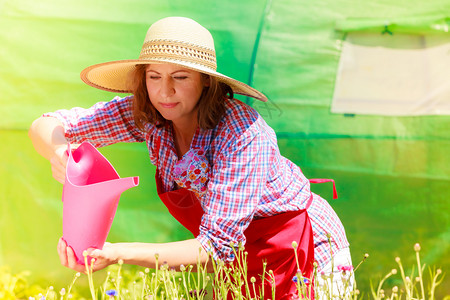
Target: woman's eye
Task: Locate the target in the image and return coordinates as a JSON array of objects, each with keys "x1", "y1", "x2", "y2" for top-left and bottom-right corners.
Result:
[
  {"x1": 149, "y1": 76, "x2": 160, "y2": 80},
  {"x1": 174, "y1": 76, "x2": 188, "y2": 80}
]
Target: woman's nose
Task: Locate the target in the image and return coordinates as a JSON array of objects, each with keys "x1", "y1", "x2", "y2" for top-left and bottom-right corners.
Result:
[{"x1": 160, "y1": 77, "x2": 175, "y2": 97}]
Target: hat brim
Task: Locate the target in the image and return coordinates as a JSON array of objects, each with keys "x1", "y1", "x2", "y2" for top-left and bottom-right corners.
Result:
[{"x1": 80, "y1": 59, "x2": 267, "y2": 102}]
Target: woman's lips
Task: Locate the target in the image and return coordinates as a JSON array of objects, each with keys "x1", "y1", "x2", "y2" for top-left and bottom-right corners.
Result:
[{"x1": 160, "y1": 102, "x2": 178, "y2": 108}]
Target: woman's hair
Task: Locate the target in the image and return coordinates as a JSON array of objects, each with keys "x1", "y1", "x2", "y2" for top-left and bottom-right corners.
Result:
[{"x1": 129, "y1": 64, "x2": 233, "y2": 130}]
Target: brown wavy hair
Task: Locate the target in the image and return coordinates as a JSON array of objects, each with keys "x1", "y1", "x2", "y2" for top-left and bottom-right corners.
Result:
[{"x1": 128, "y1": 64, "x2": 233, "y2": 130}]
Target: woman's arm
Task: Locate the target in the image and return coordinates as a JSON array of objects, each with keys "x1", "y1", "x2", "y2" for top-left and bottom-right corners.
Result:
[
  {"x1": 29, "y1": 116, "x2": 69, "y2": 183},
  {"x1": 58, "y1": 238, "x2": 212, "y2": 273}
]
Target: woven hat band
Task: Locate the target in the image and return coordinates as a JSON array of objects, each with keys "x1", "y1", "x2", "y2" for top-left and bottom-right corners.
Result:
[{"x1": 139, "y1": 40, "x2": 217, "y2": 71}]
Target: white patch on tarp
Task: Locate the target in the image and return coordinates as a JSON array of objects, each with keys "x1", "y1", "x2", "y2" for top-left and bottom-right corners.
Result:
[{"x1": 331, "y1": 32, "x2": 450, "y2": 116}]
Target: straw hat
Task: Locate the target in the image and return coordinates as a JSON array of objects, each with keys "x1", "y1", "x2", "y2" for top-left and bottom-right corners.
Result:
[{"x1": 80, "y1": 17, "x2": 267, "y2": 102}]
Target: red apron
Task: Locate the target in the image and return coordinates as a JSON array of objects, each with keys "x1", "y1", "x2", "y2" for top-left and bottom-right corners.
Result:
[{"x1": 156, "y1": 172, "x2": 317, "y2": 299}]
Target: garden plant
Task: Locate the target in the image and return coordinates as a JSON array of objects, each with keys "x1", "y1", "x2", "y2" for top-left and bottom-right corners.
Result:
[{"x1": 0, "y1": 242, "x2": 446, "y2": 300}]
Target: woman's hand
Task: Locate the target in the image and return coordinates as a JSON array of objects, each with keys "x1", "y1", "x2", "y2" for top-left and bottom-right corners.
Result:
[
  {"x1": 57, "y1": 238, "x2": 118, "y2": 273},
  {"x1": 50, "y1": 146, "x2": 69, "y2": 184},
  {"x1": 29, "y1": 116, "x2": 70, "y2": 184}
]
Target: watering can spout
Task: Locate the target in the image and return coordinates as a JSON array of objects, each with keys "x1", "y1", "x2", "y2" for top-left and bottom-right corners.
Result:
[
  {"x1": 62, "y1": 142, "x2": 139, "y2": 264},
  {"x1": 113, "y1": 176, "x2": 140, "y2": 195}
]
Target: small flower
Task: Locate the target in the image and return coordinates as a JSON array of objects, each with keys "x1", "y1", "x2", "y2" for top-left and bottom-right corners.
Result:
[
  {"x1": 189, "y1": 173, "x2": 197, "y2": 180},
  {"x1": 106, "y1": 289, "x2": 118, "y2": 297},
  {"x1": 414, "y1": 243, "x2": 421, "y2": 252},
  {"x1": 292, "y1": 241, "x2": 298, "y2": 249},
  {"x1": 337, "y1": 265, "x2": 353, "y2": 272},
  {"x1": 292, "y1": 275, "x2": 309, "y2": 285},
  {"x1": 194, "y1": 169, "x2": 201, "y2": 175}
]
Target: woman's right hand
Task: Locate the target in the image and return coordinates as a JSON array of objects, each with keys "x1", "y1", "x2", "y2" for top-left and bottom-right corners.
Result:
[{"x1": 49, "y1": 145, "x2": 69, "y2": 184}]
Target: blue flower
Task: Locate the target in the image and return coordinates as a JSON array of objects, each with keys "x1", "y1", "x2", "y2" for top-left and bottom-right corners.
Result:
[
  {"x1": 106, "y1": 289, "x2": 118, "y2": 297},
  {"x1": 292, "y1": 275, "x2": 310, "y2": 285}
]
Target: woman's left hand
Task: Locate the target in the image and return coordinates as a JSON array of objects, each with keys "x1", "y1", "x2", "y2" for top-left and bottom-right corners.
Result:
[
  {"x1": 57, "y1": 238, "x2": 119, "y2": 273},
  {"x1": 88, "y1": 242, "x2": 120, "y2": 271}
]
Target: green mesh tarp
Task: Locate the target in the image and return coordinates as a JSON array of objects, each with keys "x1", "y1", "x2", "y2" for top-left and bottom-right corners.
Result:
[{"x1": 1, "y1": 0, "x2": 449, "y2": 296}]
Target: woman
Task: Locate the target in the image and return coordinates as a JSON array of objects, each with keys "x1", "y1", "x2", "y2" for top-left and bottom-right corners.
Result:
[{"x1": 29, "y1": 16, "x2": 351, "y2": 299}]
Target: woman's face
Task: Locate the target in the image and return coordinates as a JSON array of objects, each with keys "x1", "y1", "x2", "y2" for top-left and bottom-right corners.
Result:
[{"x1": 145, "y1": 64, "x2": 208, "y2": 126}]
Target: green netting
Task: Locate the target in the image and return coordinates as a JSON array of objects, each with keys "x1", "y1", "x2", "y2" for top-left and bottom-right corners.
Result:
[{"x1": 1, "y1": 0, "x2": 449, "y2": 297}]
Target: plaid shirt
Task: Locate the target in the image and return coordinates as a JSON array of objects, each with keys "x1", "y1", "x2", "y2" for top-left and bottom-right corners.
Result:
[{"x1": 45, "y1": 96, "x2": 349, "y2": 270}]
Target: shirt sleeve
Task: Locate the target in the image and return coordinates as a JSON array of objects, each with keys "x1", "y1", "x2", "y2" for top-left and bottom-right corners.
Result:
[
  {"x1": 43, "y1": 96, "x2": 145, "y2": 147},
  {"x1": 196, "y1": 121, "x2": 271, "y2": 262}
]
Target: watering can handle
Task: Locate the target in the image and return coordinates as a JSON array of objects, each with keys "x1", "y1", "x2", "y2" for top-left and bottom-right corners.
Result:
[{"x1": 309, "y1": 178, "x2": 338, "y2": 199}]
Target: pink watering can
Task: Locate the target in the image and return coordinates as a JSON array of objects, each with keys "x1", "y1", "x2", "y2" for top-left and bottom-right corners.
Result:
[{"x1": 62, "y1": 141, "x2": 139, "y2": 264}]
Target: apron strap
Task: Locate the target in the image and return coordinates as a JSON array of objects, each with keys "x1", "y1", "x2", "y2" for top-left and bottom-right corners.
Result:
[{"x1": 310, "y1": 178, "x2": 338, "y2": 199}]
